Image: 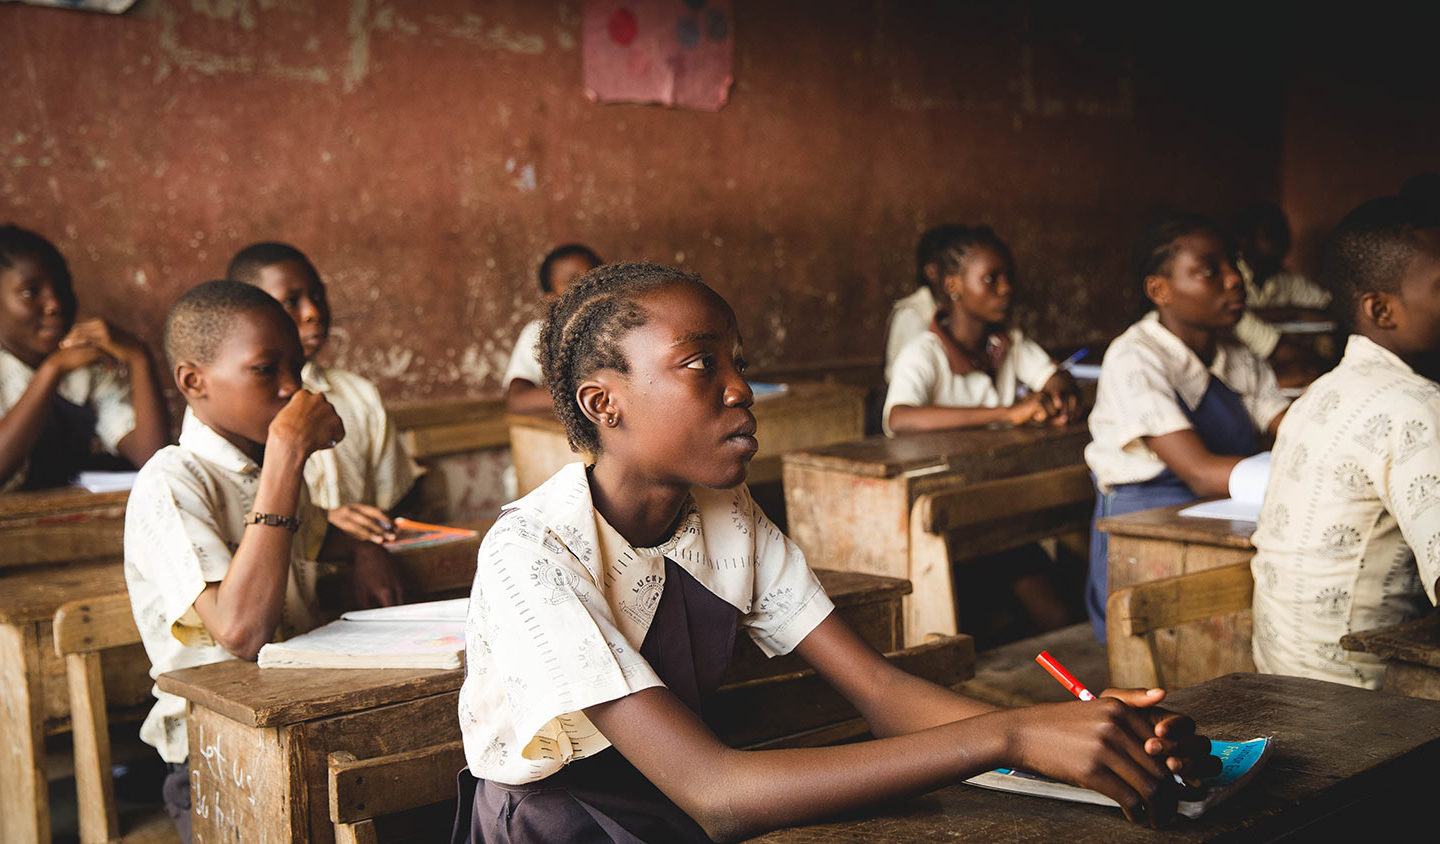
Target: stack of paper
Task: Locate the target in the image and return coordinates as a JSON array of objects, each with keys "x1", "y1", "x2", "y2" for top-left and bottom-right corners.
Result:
[
  {"x1": 74, "y1": 470, "x2": 139, "y2": 493},
  {"x1": 1180, "y1": 452, "x2": 1271, "y2": 522},
  {"x1": 257, "y1": 612, "x2": 465, "y2": 669}
]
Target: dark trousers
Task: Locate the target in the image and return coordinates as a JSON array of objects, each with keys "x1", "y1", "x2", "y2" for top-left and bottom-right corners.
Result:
[{"x1": 163, "y1": 763, "x2": 192, "y2": 844}]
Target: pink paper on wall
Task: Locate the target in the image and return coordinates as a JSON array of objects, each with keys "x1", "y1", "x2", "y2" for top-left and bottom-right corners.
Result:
[{"x1": 583, "y1": 0, "x2": 734, "y2": 112}]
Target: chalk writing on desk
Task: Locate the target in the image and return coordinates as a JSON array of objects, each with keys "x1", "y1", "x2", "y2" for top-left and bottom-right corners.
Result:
[{"x1": 191, "y1": 720, "x2": 268, "y2": 843}]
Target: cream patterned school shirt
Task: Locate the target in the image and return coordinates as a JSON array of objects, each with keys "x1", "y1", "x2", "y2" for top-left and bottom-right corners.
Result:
[
  {"x1": 459, "y1": 462, "x2": 835, "y2": 785},
  {"x1": 0, "y1": 347, "x2": 136, "y2": 492},
  {"x1": 503, "y1": 318, "x2": 545, "y2": 389},
  {"x1": 124, "y1": 414, "x2": 328, "y2": 762},
  {"x1": 1251, "y1": 335, "x2": 1440, "y2": 688},
  {"x1": 1233, "y1": 262, "x2": 1333, "y2": 359},
  {"x1": 884, "y1": 286, "x2": 938, "y2": 382},
  {"x1": 882, "y1": 327, "x2": 1057, "y2": 436},
  {"x1": 300, "y1": 362, "x2": 421, "y2": 511},
  {"x1": 1085, "y1": 312, "x2": 1289, "y2": 492}
]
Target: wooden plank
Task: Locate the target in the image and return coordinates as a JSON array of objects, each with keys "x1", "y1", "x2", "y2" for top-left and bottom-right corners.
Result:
[
  {"x1": 66, "y1": 651, "x2": 119, "y2": 843},
  {"x1": 386, "y1": 398, "x2": 504, "y2": 431},
  {"x1": 781, "y1": 424, "x2": 1090, "y2": 479},
  {"x1": 53, "y1": 592, "x2": 140, "y2": 656},
  {"x1": 1111, "y1": 564, "x2": 1254, "y2": 638},
  {"x1": 187, "y1": 703, "x2": 297, "y2": 843},
  {"x1": 754, "y1": 673, "x2": 1440, "y2": 842},
  {"x1": 1379, "y1": 660, "x2": 1440, "y2": 702},
  {"x1": 388, "y1": 398, "x2": 509, "y2": 458},
  {"x1": 328, "y1": 741, "x2": 466, "y2": 825},
  {"x1": 1341, "y1": 614, "x2": 1440, "y2": 670},
  {"x1": 920, "y1": 465, "x2": 1093, "y2": 534},
  {"x1": 158, "y1": 662, "x2": 464, "y2": 729},
  {"x1": 1098, "y1": 502, "x2": 1256, "y2": 549},
  {"x1": 0, "y1": 488, "x2": 128, "y2": 571},
  {"x1": 0, "y1": 623, "x2": 48, "y2": 844},
  {"x1": 508, "y1": 416, "x2": 587, "y2": 497},
  {"x1": 0, "y1": 560, "x2": 129, "y2": 625}
]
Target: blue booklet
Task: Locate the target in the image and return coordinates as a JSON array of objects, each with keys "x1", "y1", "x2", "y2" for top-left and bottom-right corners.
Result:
[{"x1": 965, "y1": 737, "x2": 1272, "y2": 819}]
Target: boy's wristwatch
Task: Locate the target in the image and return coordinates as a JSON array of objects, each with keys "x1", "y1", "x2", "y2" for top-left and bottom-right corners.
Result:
[{"x1": 243, "y1": 511, "x2": 302, "y2": 533}]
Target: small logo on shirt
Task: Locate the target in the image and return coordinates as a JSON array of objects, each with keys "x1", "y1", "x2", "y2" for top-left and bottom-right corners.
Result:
[
  {"x1": 1285, "y1": 445, "x2": 1309, "y2": 482},
  {"x1": 1398, "y1": 420, "x2": 1429, "y2": 465},
  {"x1": 1311, "y1": 391, "x2": 1341, "y2": 425},
  {"x1": 621, "y1": 574, "x2": 665, "y2": 626},
  {"x1": 1318, "y1": 524, "x2": 1362, "y2": 557},
  {"x1": 531, "y1": 558, "x2": 575, "y2": 605},
  {"x1": 1407, "y1": 475, "x2": 1440, "y2": 517},
  {"x1": 1332, "y1": 461, "x2": 1372, "y2": 498},
  {"x1": 1313, "y1": 587, "x2": 1350, "y2": 618},
  {"x1": 1352, "y1": 414, "x2": 1392, "y2": 454}
]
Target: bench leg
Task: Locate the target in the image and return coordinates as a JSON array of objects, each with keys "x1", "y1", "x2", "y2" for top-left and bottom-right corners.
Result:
[{"x1": 0, "y1": 623, "x2": 49, "y2": 844}]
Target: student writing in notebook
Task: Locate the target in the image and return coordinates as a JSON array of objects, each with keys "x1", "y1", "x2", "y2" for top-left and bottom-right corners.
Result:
[
  {"x1": 228, "y1": 243, "x2": 419, "y2": 603},
  {"x1": 1251, "y1": 196, "x2": 1440, "y2": 688},
  {"x1": 455, "y1": 262, "x2": 1218, "y2": 842},
  {"x1": 0, "y1": 224, "x2": 168, "y2": 491},
  {"x1": 124, "y1": 281, "x2": 402, "y2": 842},
  {"x1": 1084, "y1": 213, "x2": 1291, "y2": 639},
  {"x1": 883, "y1": 225, "x2": 1081, "y2": 435},
  {"x1": 505, "y1": 243, "x2": 602, "y2": 414}
]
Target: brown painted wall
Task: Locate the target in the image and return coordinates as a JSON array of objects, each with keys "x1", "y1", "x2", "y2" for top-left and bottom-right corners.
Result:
[
  {"x1": 1280, "y1": 10, "x2": 1440, "y2": 281},
  {"x1": 2, "y1": 0, "x2": 1283, "y2": 400}
]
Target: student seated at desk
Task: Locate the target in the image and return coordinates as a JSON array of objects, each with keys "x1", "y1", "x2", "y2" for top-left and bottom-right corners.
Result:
[
  {"x1": 0, "y1": 224, "x2": 168, "y2": 491},
  {"x1": 124, "y1": 281, "x2": 403, "y2": 842},
  {"x1": 1230, "y1": 202, "x2": 1332, "y2": 386},
  {"x1": 455, "y1": 262, "x2": 1218, "y2": 843},
  {"x1": 884, "y1": 225, "x2": 1081, "y2": 436},
  {"x1": 504, "y1": 243, "x2": 602, "y2": 414},
  {"x1": 1085, "y1": 213, "x2": 1290, "y2": 639},
  {"x1": 1252, "y1": 196, "x2": 1440, "y2": 689},
  {"x1": 884, "y1": 224, "x2": 960, "y2": 382},
  {"x1": 227, "y1": 242, "x2": 421, "y2": 562}
]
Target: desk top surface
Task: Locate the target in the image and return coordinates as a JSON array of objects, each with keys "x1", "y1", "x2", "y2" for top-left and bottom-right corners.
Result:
[
  {"x1": 0, "y1": 560, "x2": 127, "y2": 624},
  {"x1": 1342, "y1": 614, "x2": 1440, "y2": 669},
  {"x1": 0, "y1": 486, "x2": 129, "y2": 521},
  {"x1": 782, "y1": 424, "x2": 1090, "y2": 479},
  {"x1": 757, "y1": 672, "x2": 1440, "y2": 842},
  {"x1": 1098, "y1": 502, "x2": 1255, "y2": 549},
  {"x1": 157, "y1": 569, "x2": 907, "y2": 727}
]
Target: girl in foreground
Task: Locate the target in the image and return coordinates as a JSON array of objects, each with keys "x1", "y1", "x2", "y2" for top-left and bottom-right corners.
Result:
[{"x1": 455, "y1": 262, "x2": 1216, "y2": 842}]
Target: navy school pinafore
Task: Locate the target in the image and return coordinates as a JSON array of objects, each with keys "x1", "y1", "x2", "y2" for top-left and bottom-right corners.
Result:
[
  {"x1": 454, "y1": 557, "x2": 739, "y2": 843},
  {"x1": 1084, "y1": 375, "x2": 1260, "y2": 641}
]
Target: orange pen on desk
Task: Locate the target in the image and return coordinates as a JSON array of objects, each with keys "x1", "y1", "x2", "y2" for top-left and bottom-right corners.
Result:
[{"x1": 1035, "y1": 650, "x2": 1096, "y2": 701}]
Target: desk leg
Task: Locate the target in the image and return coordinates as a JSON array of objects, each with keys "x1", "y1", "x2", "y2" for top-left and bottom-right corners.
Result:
[{"x1": 0, "y1": 623, "x2": 49, "y2": 844}]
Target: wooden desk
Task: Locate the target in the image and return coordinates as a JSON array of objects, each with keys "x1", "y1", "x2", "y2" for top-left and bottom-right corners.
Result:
[
  {"x1": 1342, "y1": 614, "x2": 1440, "y2": 701},
  {"x1": 0, "y1": 486, "x2": 128, "y2": 571},
  {"x1": 0, "y1": 561, "x2": 151, "y2": 844},
  {"x1": 783, "y1": 425, "x2": 1091, "y2": 643},
  {"x1": 1101, "y1": 504, "x2": 1256, "y2": 689},
  {"x1": 507, "y1": 382, "x2": 866, "y2": 496},
  {"x1": 388, "y1": 397, "x2": 512, "y2": 527},
  {"x1": 158, "y1": 570, "x2": 960, "y2": 844},
  {"x1": 756, "y1": 672, "x2": 1440, "y2": 842}
]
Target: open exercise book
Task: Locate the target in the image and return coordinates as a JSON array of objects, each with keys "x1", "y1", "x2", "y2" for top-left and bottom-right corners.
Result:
[
  {"x1": 257, "y1": 598, "x2": 467, "y2": 669},
  {"x1": 1180, "y1": 452, "x2": 1271, "y2": 523},
  {"x1": 965, "y1": 737, "x2": 1272, "y2": 819}
]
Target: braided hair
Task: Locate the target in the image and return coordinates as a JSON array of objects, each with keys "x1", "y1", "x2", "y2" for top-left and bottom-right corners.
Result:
[
  {"x1": 539, "y1": 261, "x2": 703, "y2": 453},
  {"x1": 931, "y1": 225, "x2": 1015, "y2": 287},
  {"x1": 1132, "y1": 211, "x2": 1227, "y2": 291},
  {"x1": 914, "y1": 224, "x2": 968, "y2": 289}
]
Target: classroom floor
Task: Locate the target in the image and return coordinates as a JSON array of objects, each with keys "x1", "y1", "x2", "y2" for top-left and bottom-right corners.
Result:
[
  {"x1": 46, "y1": 728, "x2": 177, "y2": 844},
  {"x1": 956, "y1": 622, "x2": 1109, "y2": 708}
]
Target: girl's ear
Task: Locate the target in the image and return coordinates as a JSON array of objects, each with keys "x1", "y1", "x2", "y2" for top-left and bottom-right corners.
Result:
[
  {"x1": 576, "y1": 374, "x2": 620, "y2": 430},
  {"x1": 1143, "y1": 274, "x2": 1170, "y2": 307},
  {"x1": 942, "y1": 273, "x2": 964, "y2": 302},
  {"x1": 1359, "y1": 291, "x2": 1398, "y2": 331},
  {"x1": 175, "y1": 362, "x2": 206, "y2": 401}
]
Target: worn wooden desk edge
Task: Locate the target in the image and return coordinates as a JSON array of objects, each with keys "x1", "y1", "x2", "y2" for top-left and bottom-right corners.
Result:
[
  {"x1": 1098, "y1": 502, "x2": 1256, "y2": 549},
  {"x1": 1341, "y1": 615, "x2": 1440, "y2": 668}
]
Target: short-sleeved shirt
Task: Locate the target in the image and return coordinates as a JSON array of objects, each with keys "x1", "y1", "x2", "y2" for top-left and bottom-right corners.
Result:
[
  {"x1": 883, "y1": 326, "x2": 1058, "y2": 437},
  {"x1": 884, "y1": 287, "x2": 938, "y2": 382},
  {"x1": 1251, "y1": 335, "x2": 1440, "y2": 688},
  {"x1": 300, "y1": 363, "x2": 421, "y2": 511},
  {"x1": 123, "y1": 414, "x2": 328, "y2": 763},
  {"x1": 458, "y1": 462, "x2": 835, "y2": 785},
  {"x1": 503, "y1": 319, "x2": 545, "y2": 389},
  {"x1": 0, "y1": 347, "x2": 137, "y2": 492},
  {"x1": 1086, "y1": 312, "x2": 1289, "y2": 492}
]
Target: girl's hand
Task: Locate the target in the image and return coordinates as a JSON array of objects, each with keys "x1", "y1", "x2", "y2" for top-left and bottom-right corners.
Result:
[
  {"x1": 1007, "y1": 697, "x2": 1179, "y2": 825},
  {"x1": 43, "y1": 343, "x2": 107, "y2": 375},
  {"x1": 1006, "y1": 393, "x2": 1051, "y2": 426},
  {"x1": 61, "y1": 318, "x2": 147, "y2": 365},
  {"x1": 1101, "y1": 687, "x2": 1222, "y2": 786},
  {"x1": 349, "y1": 544, "x2": 406, "y2": 609},
  {"x1": 328, "y1": 503, "x2": 398, "y2": 544},
  {"x1": 1040, "y1": 372, "x2": 1083, "y2": 426}
]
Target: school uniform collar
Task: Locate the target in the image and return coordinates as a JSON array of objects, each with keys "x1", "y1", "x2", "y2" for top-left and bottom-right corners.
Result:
[
  {"x1": 1135, "y1": 311, "x2": 1236, "y2": 411},
  {"x1": 927, "y1": 315, "x2": 1010, "y2": 377},
  {"x1": 1342, "y1": 333, "x2": 1417, "y2": 375},
  {"x1": 516, "y1": 462, "x2": 755, "y2": 643},
  {"x1": 178, "y1": 411, "x2": 260, "y2": 476},
  {"x1": 895, "y1": 286, "x2": 936, "y2": 315},
  {"x1": 302, "y1": 361, "x2": 331, "y2": 393}
]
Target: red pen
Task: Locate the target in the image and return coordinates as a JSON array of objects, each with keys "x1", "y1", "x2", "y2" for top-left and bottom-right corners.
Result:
[{"x1": 1036, "y1": 650, "x2": 1096, "y2": 701}]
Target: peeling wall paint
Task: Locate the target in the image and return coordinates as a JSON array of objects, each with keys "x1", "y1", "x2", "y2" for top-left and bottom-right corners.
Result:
[{"x1": 0, "y1": 0, "x2": 1288, "y2": 400}]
